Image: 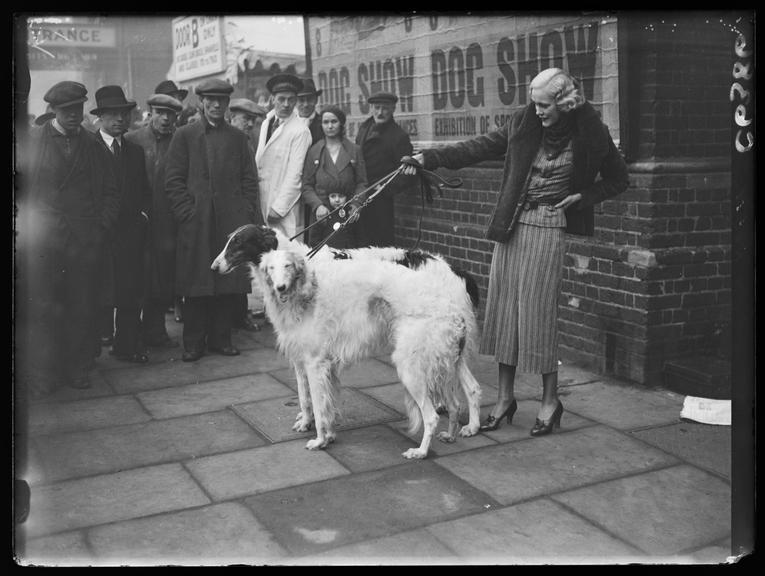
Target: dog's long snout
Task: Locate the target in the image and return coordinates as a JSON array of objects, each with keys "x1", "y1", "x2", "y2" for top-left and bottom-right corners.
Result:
[{"x1": 211, "y1": 253, "x2": 231, "y2": 274}]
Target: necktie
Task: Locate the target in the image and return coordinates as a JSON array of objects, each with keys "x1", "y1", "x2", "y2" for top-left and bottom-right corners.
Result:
[
  {"x1": 111, "y1": 138, "x2": 121, "y2": 159},
  {"x1": 268, "y1": 118, "x2": 280, "y2": 142}
]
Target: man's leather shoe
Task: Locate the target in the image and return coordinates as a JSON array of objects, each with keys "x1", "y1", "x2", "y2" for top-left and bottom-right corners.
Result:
[
  {"x1": 208, "y1": 346, "x2": 240, "y2": 356},
  {"x1": 182, "y1": 349, "x2": 204, "y2": 362}
]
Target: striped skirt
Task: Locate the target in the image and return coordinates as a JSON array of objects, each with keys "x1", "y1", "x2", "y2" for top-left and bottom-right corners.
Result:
[{"x1": 479, "y1": 222, "x2": 565, "y2": 373}]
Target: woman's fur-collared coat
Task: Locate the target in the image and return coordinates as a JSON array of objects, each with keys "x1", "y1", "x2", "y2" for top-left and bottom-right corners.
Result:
[{"x1": 422, "y1": 102, "x2": 629, "y2": 242}]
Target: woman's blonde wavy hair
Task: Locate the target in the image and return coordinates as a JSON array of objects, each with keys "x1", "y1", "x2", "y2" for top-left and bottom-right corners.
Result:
[{"x1": 529, "y1": 68, "x2": 585, "y2": 112}]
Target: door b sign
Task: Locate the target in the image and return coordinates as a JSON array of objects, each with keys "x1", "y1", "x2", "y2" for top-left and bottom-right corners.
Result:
[{"x1": 172, "y1": 16, "x2": 226, "y2": 82}]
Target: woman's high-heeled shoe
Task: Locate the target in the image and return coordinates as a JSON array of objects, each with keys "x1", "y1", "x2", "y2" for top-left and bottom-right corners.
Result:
[
  {"x1": 479, "y1": 399, "x2": 518, "y2": 432},
  {"x1": 530, "y1": 400, "x2": 563, "y2": 437}
]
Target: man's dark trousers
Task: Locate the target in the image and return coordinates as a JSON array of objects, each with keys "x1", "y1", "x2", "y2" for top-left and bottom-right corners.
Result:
[{"x1": 182, "y1": 294, "x2": 238, "y2": 352}]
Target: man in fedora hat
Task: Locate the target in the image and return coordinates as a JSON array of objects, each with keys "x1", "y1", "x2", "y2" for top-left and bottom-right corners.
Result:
[
  {"x1": 297, "y1": 78, "x2": 324, "y2": 145},
  {"x1": 155, "y1": 79, "x2": 188, "y2": 103},
  {"x1": 125, "y1": 93, "x2": 184, "y2": 349},
  {"x1": 16, "y1": 80, "x2": 120, "y2": 392},
  {"x1": 255, "y1": 73, "x2": 312, "y2": 237},
  {"x1": 91, "y1": 85, "x2": 152, "y2": 365},
  {"x1": 165, "y1": 78, "x2": 263, "y2": 362},
  {"x1": 355, "y1": 90, "x2": 414, "y2": 247}
]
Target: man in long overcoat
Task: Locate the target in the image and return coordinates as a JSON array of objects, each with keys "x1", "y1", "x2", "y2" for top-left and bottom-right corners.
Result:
[
  {"x1": 255, "y1": 74, "x2": 313, "y2": 237},
  {"x1": 16, "y1": 81, "x2": 120, "y2": 391},
  {"x1": 92, "y1": 85, "x2": 152, "y2": 364},
  {"x1": 164, "y1": 78, "x2": 263, "y2": 362},
  {"x1": 355, "y1": 91, "x2": 414, "y2": 247},
  {"x1": 125, "y1": 93, "x2": 184, "y2": 348}
]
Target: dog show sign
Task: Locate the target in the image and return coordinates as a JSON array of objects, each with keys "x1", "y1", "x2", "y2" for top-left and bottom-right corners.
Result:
[
  {"x1": 307, "y1": 15, "x2": 620, "y2": 146},
  {"x1": 172, "y1": 16, "x2": 226, "y2": 82}
]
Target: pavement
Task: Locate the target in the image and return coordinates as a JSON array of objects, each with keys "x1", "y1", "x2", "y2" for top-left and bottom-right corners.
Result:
[{"x1": 14, "y1": 314, "x2": 733, "y2": 566}]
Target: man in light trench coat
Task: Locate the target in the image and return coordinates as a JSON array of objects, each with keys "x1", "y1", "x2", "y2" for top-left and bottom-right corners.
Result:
[{"x1": 255, "y1": 73, "x2": 312, "y2": 237}]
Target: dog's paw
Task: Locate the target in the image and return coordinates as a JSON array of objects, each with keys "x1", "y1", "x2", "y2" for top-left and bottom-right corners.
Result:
[
  {"x1": 292, "y1": 419, "x2": 313, "y2": 432},
  {"x1": 305, "y1": 438, "x2": 328, "y2": 450},
  {"x1": 436, "y1": 431, "x2": 457, "y2": 443},
  {"x1": 402, "y1": 447, "x2": 428, "y2": 459},
  {"x1": 459, "y1": 424, "x2": 479, "y2": 437}
]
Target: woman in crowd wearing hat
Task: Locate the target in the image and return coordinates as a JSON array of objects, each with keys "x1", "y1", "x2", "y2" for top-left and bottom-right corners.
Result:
[
  {"x1": 301, "y1": 105, "x2": 368, "y2": 248},
  {"x1": 16, "y1": 80, "x2": 120, "y2": 392},
  {"x1": 296, "y1": 78, "x2": 324, "y2": 145},
  {"x1": 92, "y1": 85, "x2": 153, "y2": 364},
  {"x1": 355, "y1": 90, "x2": 414, "y2": 247},
  {"x1": 125, "y1": 93, "x2": 185, "y2": 349},
  {"x1": 403, "y1": 68, "x2": 629, "y2": 437},
  {"x1": 255, "y1": 73, "x2": 313, "y2": 238},
  {"x1": 164, "y1": 78, "x2": 263, "y2": 362}
]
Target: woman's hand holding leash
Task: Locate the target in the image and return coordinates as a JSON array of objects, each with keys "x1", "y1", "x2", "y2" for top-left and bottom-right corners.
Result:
[{"x1": 401, "y1": 153, "x2": 424, "y2": 176}]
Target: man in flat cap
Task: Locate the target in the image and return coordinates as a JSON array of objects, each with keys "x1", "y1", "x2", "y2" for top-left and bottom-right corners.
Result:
[
  {"x1": 165, "y1": 78, "x2": 263, "y2": 362},
  {"x1": 255, "y1": 73, "x2": 313, "y2": 237},
  {"x1": 16, "y1": 81, "x2": 120, "y2": 392},
  {"x1": 91, "y1": 85, "x2": 153, "y2": 364},
  {"x1": 355, "y1": 91, "x2": 414, "y2": 247},
  {"x1": 125, "y1": 93, "x2": 184, "y2": 349},
  {"x1": 226, "y1": 97, "x2": 267, "y2": 333},
  {"x1": 297, "y1": 78, "x2": 324, "y2": 145}
]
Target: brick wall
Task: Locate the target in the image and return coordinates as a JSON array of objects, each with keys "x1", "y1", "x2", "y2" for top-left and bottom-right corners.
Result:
[{"x1": 393, "y1": 14, "x2": 734, "y2": 387}]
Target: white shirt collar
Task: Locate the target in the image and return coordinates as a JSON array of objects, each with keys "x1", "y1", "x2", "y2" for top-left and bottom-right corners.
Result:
[
  {"x1": 99, "y1": 129, "x2": 122, "y2": 148},
  {"x1": 52, "y1": 118, "x2": 79, "y2": 136}
]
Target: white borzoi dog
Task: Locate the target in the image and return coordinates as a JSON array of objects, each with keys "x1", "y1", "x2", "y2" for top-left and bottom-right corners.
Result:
[{"x1": 211, "y1": 225, "x2": 482, "y2": 459}]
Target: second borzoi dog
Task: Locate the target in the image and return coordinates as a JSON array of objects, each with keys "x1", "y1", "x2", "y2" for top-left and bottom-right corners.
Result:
[{"x1": 212, "y1": 225, "x2": 482, "y2": 459}]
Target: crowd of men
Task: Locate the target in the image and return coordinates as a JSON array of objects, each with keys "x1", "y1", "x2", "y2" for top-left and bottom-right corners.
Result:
[{"x1": 15, "y1": 73, "x2": 414, "y2": 396}]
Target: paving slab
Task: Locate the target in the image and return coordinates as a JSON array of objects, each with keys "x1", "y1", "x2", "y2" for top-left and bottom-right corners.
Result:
[
  {"x1": 551, "y1": 464, "x2": 731, "y2": 556},
  {"x1": 28, "y1": 395, "x2": 151, "y2": 437},
  {"x1": 435, "y1": 425, "x2": 678, "y2": 505},
  {"x1": 243, "y1": 461, "x2": 498, "y2": 556},
  {"x1": 28, "y1": 369, "x2": 115, "y2": 405},
  {"x1": 87, "y1": 502, "x2": 287, "y2": 565},
  {"x1": 104, "y1": 348, "x2": 291, "y2": 394},
  {"x1": 232, "y1": 388, "x2": 402, "y2": 443},
  {"x1": 478, "y1": 399, "x2": 597, "y2": 444},
  {"x1": 629, "y1": 422, "x2": 731, "y2": 479},
  {"x1": 185, "y1": 440, "x2": 350, "y2": 501},
  {"x1": 269, "y1": 358, "x2": 400, "y2": 391},
  {"x1": 17, "y1": 530, "x2": 93, "y2": 567},
  {"x1": 466, "y1": 354, "x2": 540, "y2": 399},
  {"x1": 425, "y1": 498, "x2": 642, "y2": 563},
  {"x1": 318, "y1": 424, "x2": 418, "y2": 473},
  {"x1": 554, "y1": 380, "x2": 685, "y2": 430},
  {"x1": 387, "y1": 419, "x2": 498, "y2": 457},
  {"x1": 24, "y1": 463, "x2": 210, "y2": 538},
  {"x1": 362, "y1": 381, "x2": 497, "y2": 419},
  {"x1": 137, "y1": 373, "x2": 292, "y2": 419},
  {"x1": 32, "y1": 411, "x2": 267, "y2": 483},
  {"x1": 306, "y1": 527, "x2": 458, "y2": 564}
]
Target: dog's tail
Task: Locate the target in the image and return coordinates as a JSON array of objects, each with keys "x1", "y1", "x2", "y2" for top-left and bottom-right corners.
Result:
[{"x1": 450, "y1": 267, "x2": 480, "y2": 309}]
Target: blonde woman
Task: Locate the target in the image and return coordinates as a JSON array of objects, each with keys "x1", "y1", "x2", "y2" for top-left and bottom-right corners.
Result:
[{"x1": 405, "y1": 68, "x2": 628, "y2": 436}]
